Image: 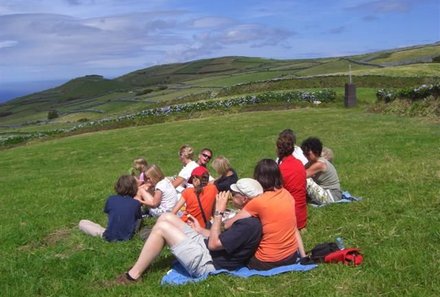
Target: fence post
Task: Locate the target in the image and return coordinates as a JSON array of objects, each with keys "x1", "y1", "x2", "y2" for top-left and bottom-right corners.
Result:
[{"x1": 344, "y1": 83, "x2": 357, "y2": 107}]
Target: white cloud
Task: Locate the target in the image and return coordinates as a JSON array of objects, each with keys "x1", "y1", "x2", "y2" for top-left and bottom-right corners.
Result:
[
  {"x1": 0, "y1": 0, "x2": 438, "y2": 83},
  {"x1": 190, "y1": 17, "x2": 235, "y2": 29},
  {"x1": 0, "y1": 40, "x2": 17, "y2": 48}
]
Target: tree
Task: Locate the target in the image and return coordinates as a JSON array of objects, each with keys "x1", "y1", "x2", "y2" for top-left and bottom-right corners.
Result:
[{"x1": 47, "y1": 110, "x2": 59, "y2": 120}]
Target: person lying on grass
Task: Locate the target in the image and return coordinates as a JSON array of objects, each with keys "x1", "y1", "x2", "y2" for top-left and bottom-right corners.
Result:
[
  {"x1": 224, "y1": 159, "x2": 306, "y2": 270},
  {"x1": 78, "y1": 175, "x2": 142, "y2": 242},
  {"x1": 301, "y1": 137, "x2": 341, "y2": 204},
  {"x1": 116, "y1": 178, "x2": 264, "y2": 284}
]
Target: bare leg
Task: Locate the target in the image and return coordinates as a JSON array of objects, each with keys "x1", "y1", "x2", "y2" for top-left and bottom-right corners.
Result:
[
  {"x1": 78, "y1": 220, "x2": 105, "y2": 237},
  {"x1": 128, "y1": 213, "x2": 188, "y2": 279}
]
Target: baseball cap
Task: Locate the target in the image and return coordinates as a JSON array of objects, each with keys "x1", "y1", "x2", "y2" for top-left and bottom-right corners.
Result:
[
  {"x1": 188, "y1": 166, "x2": 208, "y2": 183},
  {"x1": 230, "y1": 178, "x2": 263, "y2": 198}
]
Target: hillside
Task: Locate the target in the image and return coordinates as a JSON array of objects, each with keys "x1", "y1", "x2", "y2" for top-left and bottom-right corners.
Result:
[{"x1": 0, "y1": 42, "x2": 439, "y2": 128}]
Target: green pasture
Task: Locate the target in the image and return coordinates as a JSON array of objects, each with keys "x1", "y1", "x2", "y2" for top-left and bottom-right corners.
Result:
[
  {"x1": 295, "y1": 59, "x2": 379, "y2": 76},
  {"x1": 186, "y1": 70, "x2": 299, "y2": 87},
  {"x1": 1, "y1": 107, "x2": 439, "y2": 296},
  {"x1": 368, "y1": 45, "x2": 440, "y2": 65},
  {"x1": 344, "y1": 63, "x2": 440, "y2": 77}
]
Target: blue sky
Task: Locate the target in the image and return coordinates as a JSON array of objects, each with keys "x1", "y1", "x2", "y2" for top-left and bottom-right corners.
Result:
[{"x1": 0, "y1": 0, "x2": 439, "y2": 88}]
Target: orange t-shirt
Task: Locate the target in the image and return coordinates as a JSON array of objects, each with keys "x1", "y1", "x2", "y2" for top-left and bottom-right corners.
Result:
[
  {"x1": 244, "y1": 188, "x2": 298, "y2": 262},
  {"x1": 181, "y1": 184, "x2": 217, "y2": 228}
]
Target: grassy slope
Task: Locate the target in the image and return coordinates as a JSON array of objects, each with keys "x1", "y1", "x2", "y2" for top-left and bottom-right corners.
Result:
[
  {"x1": 0, "y1": 107, "x2": 439, "y2": 296},
  {"x1": 1, "y1": 43, "x2": 438, "y2": 129}
]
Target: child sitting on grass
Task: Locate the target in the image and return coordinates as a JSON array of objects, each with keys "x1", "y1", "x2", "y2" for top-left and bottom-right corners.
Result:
[
  {"x1": 172, "y1": 166, "x2": 217, "y2": 228},
  {"x1": 135, "y1": 164, "x2": 178, "y2": 217},
  {"x1": 78, "y1": 175, "x2": 142, "y2": 242},
  {"x1": 130, "y1": 158, "x2": 148, "y2": 186}
]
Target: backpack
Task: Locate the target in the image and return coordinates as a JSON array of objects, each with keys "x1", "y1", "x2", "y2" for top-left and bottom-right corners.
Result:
[
  {"x1": 324, "y1": 248, "x2": 363, "y2": 266},
  {"x1": 302, "y1": 242, "x2": 340, "y2": 264}
]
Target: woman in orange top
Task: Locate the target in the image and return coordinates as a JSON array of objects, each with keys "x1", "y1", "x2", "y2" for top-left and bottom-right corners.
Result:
[
  {"x1": 172, "y1": 166, "x2": 217, "y2": 228},
  {"x1": 224, "y1": 159, "x2": 305, "y2": 270}
]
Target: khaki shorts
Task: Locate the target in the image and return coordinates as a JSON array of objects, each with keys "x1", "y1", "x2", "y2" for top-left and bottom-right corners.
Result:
[{"x1": 171, "y1": 225, "x2": 215, "y2": 277}]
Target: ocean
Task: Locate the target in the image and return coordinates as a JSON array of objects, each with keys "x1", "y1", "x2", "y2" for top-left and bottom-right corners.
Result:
[{"x1": 0, "y1": 80, "x2": 66, "y2": 104}]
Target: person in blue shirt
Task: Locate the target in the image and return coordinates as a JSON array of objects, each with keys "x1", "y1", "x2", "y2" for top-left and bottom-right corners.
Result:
[{"x1": 79, "y1": 175, "x2": 142, "y2": 242}]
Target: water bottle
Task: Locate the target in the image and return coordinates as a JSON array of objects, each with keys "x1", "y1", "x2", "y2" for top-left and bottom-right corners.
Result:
[{"x1": 336, "y1": 237, "x2": 345, "y2": 250}]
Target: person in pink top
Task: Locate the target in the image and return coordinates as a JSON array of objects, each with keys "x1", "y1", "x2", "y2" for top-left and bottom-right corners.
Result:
[{"x1": 276, "y1": 129, "x2": 307, "y2": 231}]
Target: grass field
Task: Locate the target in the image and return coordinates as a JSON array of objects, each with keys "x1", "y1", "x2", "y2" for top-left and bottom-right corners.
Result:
[{"x1": 1, "y1": 106, "x2": 439, "y2": 296}]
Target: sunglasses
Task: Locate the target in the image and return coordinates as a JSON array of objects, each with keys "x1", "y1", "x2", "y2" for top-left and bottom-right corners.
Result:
[{"x1": 202, "y1": 153, "x2": 212, "y2": 160}]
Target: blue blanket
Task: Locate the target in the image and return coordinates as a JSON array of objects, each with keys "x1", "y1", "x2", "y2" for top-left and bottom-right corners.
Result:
[
  {"x1": 310, "y1": 191, "x2": 362, "y2": 207},
  {"x1": 161, "y1": 261, "x2": 318, "y2": 285}
]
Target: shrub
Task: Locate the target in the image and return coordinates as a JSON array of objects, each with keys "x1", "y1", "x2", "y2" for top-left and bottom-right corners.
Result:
[
  {"x1": 47, "y1": 110, "x2": 59, "y2": 120},
  {"x1": 376, "y1": 83, "x2": 440, "y2": 102},
  {"x1": 136, "y1": 89, "x2": 154, "y2": 96},
  {"x1": 376, "y1": 89, "x2": 397, "y2": 103}
]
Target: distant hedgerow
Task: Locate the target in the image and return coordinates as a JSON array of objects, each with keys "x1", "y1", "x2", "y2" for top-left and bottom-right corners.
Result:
[
  {"x1": 376, "y1": 82, "x2": 440, "y2": 102},
  {"x1": 1, "y1": 89, "x2": 335, "y2": 147}
]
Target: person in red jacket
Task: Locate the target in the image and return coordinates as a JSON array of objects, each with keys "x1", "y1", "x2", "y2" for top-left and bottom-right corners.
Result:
[{"x1": 276, "y1": 129, "x2": 307, "y2": 230}]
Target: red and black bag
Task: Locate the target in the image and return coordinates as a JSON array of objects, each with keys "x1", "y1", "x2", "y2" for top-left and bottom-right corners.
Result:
[
  {"x1": 301, "y1": 242, "x2": 340, "y2": 264},
  {"x1": 324, "y1": 248, "x2": 363, "y2": 266},
  {"x1": 301, "y1": 242, "x2": 364, "y2": 266}
]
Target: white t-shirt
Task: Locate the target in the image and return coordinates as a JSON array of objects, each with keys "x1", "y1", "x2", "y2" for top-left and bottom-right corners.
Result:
[
  {"x1": 276, "y1": 145, "x2": 308, "y2": 166},
  {"x1": 175, "y1": 160, "x2": 198, "y2": 193},
  {"x1": 149, "y1": 178, "x2": 178, "y2": 217},
  {"x1": 293, "y1": 145, "x2": 308, "y2": 166}
]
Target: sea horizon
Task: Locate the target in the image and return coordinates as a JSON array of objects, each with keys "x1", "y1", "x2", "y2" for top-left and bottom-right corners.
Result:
[{"x1": 0, "y1": 79, "x2": 67, "y2": 103}]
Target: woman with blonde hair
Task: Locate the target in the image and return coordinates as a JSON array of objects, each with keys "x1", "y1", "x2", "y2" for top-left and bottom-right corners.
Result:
[
  {"x1": 212, "y1": 156, "x2": 238, "y2": 192},
  {"x1": 136, "y1": 164, "x2": 178, "y2": 217},
  {"x1": 172, "y1": 145, "x2": 199, "y2": 194}
]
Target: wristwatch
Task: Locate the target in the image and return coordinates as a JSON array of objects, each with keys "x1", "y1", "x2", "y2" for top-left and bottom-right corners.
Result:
[{"x1": 214, "y1": 210, "x2": 225, "y2": 217}]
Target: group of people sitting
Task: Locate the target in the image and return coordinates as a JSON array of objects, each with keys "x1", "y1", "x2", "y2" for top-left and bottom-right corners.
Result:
[{"x1": 78, "y1": 129, "x2": 342, "y2": 284}]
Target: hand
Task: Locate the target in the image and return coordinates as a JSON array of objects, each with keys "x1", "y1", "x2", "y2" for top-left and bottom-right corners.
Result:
[
  {"x1": 187, "y1": 214, "x2": 201, "y2": 231},
  {"x1": 215, "y1": 191, "x2": 230, "y2": 212}
]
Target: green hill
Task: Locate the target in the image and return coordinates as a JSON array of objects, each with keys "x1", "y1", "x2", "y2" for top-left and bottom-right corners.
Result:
[{"x1": 0, "y1": 42, "x2": 439, "y2": 128}]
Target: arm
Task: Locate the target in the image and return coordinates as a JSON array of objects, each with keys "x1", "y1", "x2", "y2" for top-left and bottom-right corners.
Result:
[
  {"x1": 305, "y1": 160, "x2": 326, "y2": 178},
  {"x1": 149, "y1": 190, "x2": 163, "y2": 208},
  {"x1": 137, "y1": 188, "x2": 163, "y2": 208},
  {"x1": 135, "y1": 187, "x2": 152, "y2": 205},
  {"x1": 187, "y1": 214, "x2": 210, "y2": 237},
  {"x1": 295, "y1": 229, "x2": 306, "y2": 258},
  {"x1": 223, "y1": 208, "x2": 251, "y2": 230},
  {"x1": 207, "y1": 191, "x2": 229, "y2": 251},
  {"x1": 171, "y1": 197, "x2": 186, "y2": 215},
  {"x1": 172, "y1": 176, "x2": 185, "y2": 188}
]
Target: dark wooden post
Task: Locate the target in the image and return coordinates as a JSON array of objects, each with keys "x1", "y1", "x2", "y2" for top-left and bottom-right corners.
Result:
[
  {"x1": 344, "y1": 64, "x2": 357, "y2": 107},
  {"x1": 344, "y1": 83, "x2": 356, "y2": 107}
]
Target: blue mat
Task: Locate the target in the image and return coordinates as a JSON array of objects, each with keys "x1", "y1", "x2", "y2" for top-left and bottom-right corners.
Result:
[
  {"x1": 310, "y1": 191, "x2": 362, "y2": 207},
  {"x1": 161, "y1": 261, "x2": 318, "y2": 285}
]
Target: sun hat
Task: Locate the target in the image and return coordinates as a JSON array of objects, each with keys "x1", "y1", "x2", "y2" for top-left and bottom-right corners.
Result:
[
  {"x1": 188, "y1": 166, "x2": 208, "y2": 183},
  {"x1": 230, "y1": 178, "x2": 263, "y2": 198}
]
